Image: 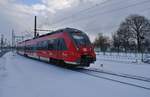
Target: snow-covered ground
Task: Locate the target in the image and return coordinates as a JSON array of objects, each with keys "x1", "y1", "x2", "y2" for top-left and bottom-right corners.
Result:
[
  {"x1": 96, "y1": 52, "x2": 148, "y2": 63},
  {"x1": 0, "y1": 52, "x2": 150, "y2": 97},
  {"x1": 92, "y1": 53, "x2": 150, "y2": 78}
]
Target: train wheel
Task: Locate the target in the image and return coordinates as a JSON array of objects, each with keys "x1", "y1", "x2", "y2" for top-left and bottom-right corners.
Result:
[
  {"x1": 24, "y1": 54, "x2": 28, "y2": 57},
  {"x1": 80, "y1": 63, "x2": 90, "y2": 67},
  {"x1": 49, "y1": 58, "x2": 52, "y2": 63}
]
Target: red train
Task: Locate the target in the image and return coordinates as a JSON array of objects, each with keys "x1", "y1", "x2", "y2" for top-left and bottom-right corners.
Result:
[{"x1": 17, "y1": 28, "x2": 96, "y2": 67}]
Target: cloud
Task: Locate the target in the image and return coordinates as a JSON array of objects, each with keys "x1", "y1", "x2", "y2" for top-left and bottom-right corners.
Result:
[
  {"x1": 42, "y1": 0, "x2": 73, "y2": 10},
  {"x1": 0, "y1": 0, "x2": 150, "y2": 42},
  {"x1": 0, "y1": 0, "x2": 101, "y2": 40}
]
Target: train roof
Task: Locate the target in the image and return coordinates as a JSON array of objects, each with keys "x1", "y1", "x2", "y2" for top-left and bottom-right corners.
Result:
[
  {"x1": 18, "y1": 28, "x2": 83, "y2": 44},
  {"x1": 38, "y1": 27, "x2": 82, "y2": 38}
]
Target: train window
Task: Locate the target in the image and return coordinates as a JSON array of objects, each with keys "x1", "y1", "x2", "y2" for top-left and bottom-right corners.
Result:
[
  {"x1": 26, "y1": 45, "x2": 29, "y2": 50},
  {"x1": 48, "y1": 40, "x2": 54, "y2": 50},
  {"x1": 36, "y1": 43, "x2": 40, "y2": 50},
  {"x1": 32, "y1": 44, "x2": 37, "y2": 51},
  {"x1": 37, "y1": 42, "x2": 42, "y2": 50},
  {"x1": 29, "y1": 45, "x2": 32, "y2": 50},
  {"x1": 71, "y1": 32, "x2": 91, "y2": 47},
  {"x1": 53, "y1": 39, "x2": 59, "y2": 50},
  {"x1": 37, "y1": 41, "x2": 45, "y2": 50},
  {"x1": 58, "y1": 39, "x2": 67, "y2": 50},
  {"x1": 43, "y1": 41, "x2": 48, "y2": 50},
  {"x1": 37, "y1": 40, "x2": 52, "y2": 50},
  {"x1": 36, "y1": 39, "x2": 67, "y2": 51}
]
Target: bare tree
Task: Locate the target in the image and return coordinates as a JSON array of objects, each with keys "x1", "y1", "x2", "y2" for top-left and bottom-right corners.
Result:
[
  {"x1": 112, "y1": 33, "x2": 121, "y2": 53},
  {"x1": 116, "y1": 22, "x2": 133, "y2": 53},
  {"x1": 0, "y1": 34, "x2": 4, "y2": 51},
  {"x1": 93, "y1": 33, "x2": 110, "y2": 54},
  {"x1": 123, "y1": 14, "x2": 150, "y2": 53}
]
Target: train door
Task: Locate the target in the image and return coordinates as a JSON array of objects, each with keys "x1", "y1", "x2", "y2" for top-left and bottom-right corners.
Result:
[
  {"x1": 57, "y1": 38, "x2": 67, "y2": 60},
  {"x1": 48, "y1": 38, "x2": 67, "y2": 60},
  {"x1": 52, "y1": 39, "x2": 59, "y2": 59},
  {"x1": 47, "y1": 39, "x2": 59, "y2": 59},
  {"x1": 56, "y1": 39, "x2": 61, "y2": 59}
]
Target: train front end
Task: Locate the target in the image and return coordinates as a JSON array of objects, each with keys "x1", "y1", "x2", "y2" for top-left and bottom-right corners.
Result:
[{"x1": 66, "y1": 29, "x2": 96, "y2": 67}]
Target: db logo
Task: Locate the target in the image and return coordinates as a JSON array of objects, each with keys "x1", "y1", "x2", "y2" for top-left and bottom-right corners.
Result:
[{"x1": 83, "y1": 48, "x2": 87, "y2": 52}]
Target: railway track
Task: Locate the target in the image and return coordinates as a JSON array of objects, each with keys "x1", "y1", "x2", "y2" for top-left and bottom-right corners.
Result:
[
  {"x1": 0, "y1": 51, "x2": 9, "y2": 57},
  {"x1": 83, "y1": 68, "x2": 150, "y2": 82},
  {"x1": 73, "y1": 67, "x2": 150, "y2": 90},
  {"x1": 17, "y1": 54, "x2": 150, "y2": 90}
]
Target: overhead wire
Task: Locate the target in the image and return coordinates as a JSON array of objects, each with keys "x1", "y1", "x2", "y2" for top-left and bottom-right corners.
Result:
[
  {"x1": 49, "y1": 0, "x2": 136, "y2": 28},
  {"x1": 50, "y1": 0, "x2": 150, "y2": 30},
  {"x1": 84, "y1": 6, "x2": 150, "y2": 32},
  {"x1": 50, "y1": 0, "x2": 114, "y2": 25}
]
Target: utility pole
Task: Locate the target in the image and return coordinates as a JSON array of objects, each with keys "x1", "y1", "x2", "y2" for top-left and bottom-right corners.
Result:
[
  {"x1": 12, "y1": 29, "x2": 15, "y2": 50},
  {"x1": 34, "y1": 16, "x2": 37, "y2": 38},
  {"x1": 33, "y1": 16, "x2": 52, "y2": 38},
  {"x1": 0, "y1": 34, "x2": 4, "y2": 51}
]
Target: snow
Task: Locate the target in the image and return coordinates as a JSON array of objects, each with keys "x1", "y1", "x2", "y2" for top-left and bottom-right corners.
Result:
[
  {"x1": 0, "y1": 56, "x2": 6, "y2": 76},
  {"x1": 0, "y1": 52, "x2": 150, "y2": 97},
  {"x1": 92, "y1": 53, "x2": 150, "y2": 78},
  {"x1": 143, "y1": 55, "x2": 150, "y2": 64}
]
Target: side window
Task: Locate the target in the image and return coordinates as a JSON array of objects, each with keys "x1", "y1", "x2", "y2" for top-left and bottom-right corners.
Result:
[
  {"x1": 36, "y1": 38, "x2": 67, "y2": 51},
  {"x1": 54, "y1": 39, "x2": 59, "y2": 50},
  {"x1": 48, "y1": 39, "x2": 54, "y2": 50},
  {"x1": 58, "y1": 38, "x2": 67, "y2": 50},
  {"x1": 29, "y1": 45, "x2": 31, "y2": 50},
  {"x1": 47, "y1": 39, "x2": 58, "y2": 50},
  {"x1": 61, "y1": 39, "x2": 67, "y2": 50},
  {"x1": 37, "y1": 42, "x2": 40, "y2": 50},
  {"x1": 43, "y1": 41, "x2": 48, "y2": 50},
  {"x1": 37, "y1": 41, "x2": 43, "y2": 50},
  {"x1": 33, "y1": 44, "x2": 37, "y2": 51},
  {"x1": 40, "y1": 42, "x2": 43, "y2": 50},
  {"x1": 26, "y1": 45, "x2": 29, "y2": 50},
  {"x1": 37, "y1": 40, "x2": 50, "y2": 50}
]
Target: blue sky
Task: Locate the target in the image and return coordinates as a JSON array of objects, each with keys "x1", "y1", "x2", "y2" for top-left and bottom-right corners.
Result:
[{"x1": 17, "y1": 0, "x2": 41, "y2": 5}]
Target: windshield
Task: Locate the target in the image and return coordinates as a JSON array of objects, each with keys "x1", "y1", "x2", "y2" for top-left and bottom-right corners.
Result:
[{"x1": 71, "y1": 32, "x2": 91, "y2": 47}]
